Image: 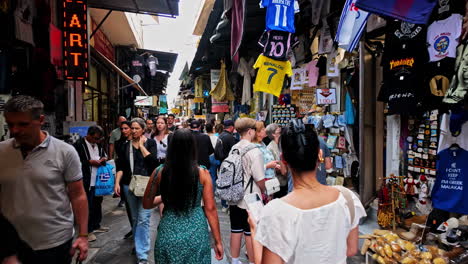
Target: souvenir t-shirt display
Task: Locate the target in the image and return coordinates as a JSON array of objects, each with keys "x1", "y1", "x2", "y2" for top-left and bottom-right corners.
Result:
[
  {"x1": 427, "y1": 14, "x2": 463, "y2": 62},
  {"x1": 383, "y1": 20, "x2": 427, "y2": 61},
  {"x1": 262, "y1": 0, "x2": 297, "y2": 33},
  {"x1": 253, "y1": 55, "x2": 293, "y2": 97},
  {"x1": 305, "y1": 60, "x2": 319, "y2": 87},
  {"x1": 438, "y1": 113, "x2": 468, "y2": 152},
  {"x1": 422, "y1": 58, "x2": 455, "y2": 109},
  {"x1": 379, "y1": 73, "x2": 424, "y2": 115},
  {"x1": 432, "y1": 147, "x2": 468, "y2": 215},
  {"x1": 290, "y1": 66, "x2": 306, "y2": 90},
  {"x1": 258, "y1": 30, "x2": 299, "y2": 61},
  {"x1": 355, "y1": 0, "x2": 438, "y2": 24},
  {"x1": 238, "y1": 57, "x2": 255, "y2": 105},
  {"x1": 444, "y1": 40, "x2": 468, "y2": 104}
]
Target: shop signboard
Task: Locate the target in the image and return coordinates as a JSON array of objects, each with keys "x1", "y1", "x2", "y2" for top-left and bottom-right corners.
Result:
[
  {"x1": 135, "y1": 96, "x2": 153, "y2": 106},
  {"x1": 210, "y1": 69, "x2": 229, "y2": 113},
  {"x1": 316, "y1": 88, "x2": 337, "y2": 105},
  {"x1": 194, "y1": 98, "x2": 204, "y2": 103},
  {"x1": 50, "y1": 24, "x2": 63, "y2": 79},
  {"x1": 62, "y1": 0, "x2": 89, "y2": 80}
]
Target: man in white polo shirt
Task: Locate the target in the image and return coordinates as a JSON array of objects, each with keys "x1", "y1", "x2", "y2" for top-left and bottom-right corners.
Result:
[{"x1": 0, "y1": 95, "x2": 89, "y2": 263}]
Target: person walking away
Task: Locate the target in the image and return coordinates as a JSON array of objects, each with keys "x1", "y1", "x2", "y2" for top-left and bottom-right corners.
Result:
[
  {"x1": 265, "y1": 124, "x2": 288, "y2": 198},
  {"x1": 0, "y1": 95, "x2": 89, "y2": 263},
  {"x1": 206, "y1": 123, "x2": 221, "y2": 192},
  {"x1": 114, "y1": 121, "x2": 133, "y2": 239},
  {"x1": 252, "y1": 122, "x2": 281, "y2": 202},
  {"x1": 214, "y1": 120, "x2": 237, "y2": 162},
  {"x1": 248, "y1": 119, "x2": 366, "y2": 264},
  {"x1": 189, "y1": 120, "x2": 214, "y2": 169},
  {"x1": 229, "y1": 118, "x2": 266, "y2": 264},
  {"x1": 287, "y1": 128, "x2": 333, "y2": 193},
  {"x1": 215, "y1": 123, "x2": 224, "y2": 136},
  {"x1": 73, "y1": 126, "x2": 109, "y2": 242},
  {"x1": 142, "y1": 128, "x2": 224, "y2": 263},
  {"x1": 144, "y1": 119, "x2": 154, "y2": 139},
  {"x1": 109, "y1": 116, "x2": 127, "y2": 159},
  {"x1": 214, "y1": 120, "x2": 237, "y2": 211},
  {"x1": 114, "y1": 118, "x2": 158, "y2": 264},
  {"x1": 167, "y1": 114, "x2": 176, "y2": 132}
]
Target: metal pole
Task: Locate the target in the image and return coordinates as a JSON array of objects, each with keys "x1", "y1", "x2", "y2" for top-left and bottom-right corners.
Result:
[
  {"x1": 89, "y1": 10, "x2": 112, "y2": 40},
  {"x1": 359, "y1": 41, "x2": 365, "y2": 197}
]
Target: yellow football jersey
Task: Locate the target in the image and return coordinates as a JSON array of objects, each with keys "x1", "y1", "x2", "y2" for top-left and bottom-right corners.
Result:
[{"x1": 253, "y1": 55, "x2": 293, "y2": 97}]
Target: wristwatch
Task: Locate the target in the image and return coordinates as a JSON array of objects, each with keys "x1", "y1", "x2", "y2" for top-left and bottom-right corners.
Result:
[{"x1": 78, "y1": 233, "x2": 89, "y2": 238}]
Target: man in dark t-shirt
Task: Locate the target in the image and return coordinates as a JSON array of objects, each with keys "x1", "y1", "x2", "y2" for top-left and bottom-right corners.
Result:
[{"x1": 190, "y1": 120, "x2": 214, "y2": 169}]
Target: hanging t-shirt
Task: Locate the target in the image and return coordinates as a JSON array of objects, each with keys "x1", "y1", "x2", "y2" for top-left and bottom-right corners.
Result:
[
  {"x1": 382, "y1": 20, "x2": 427, "y2": 63},
  {"x1": 438, "y1": 113, "x2": 468, "y2": 152},
  {"x1": 444, "y1": 40, "x2": 468, "y2": 104},
  {"x1": 432, "y1": 147, "x2": 468, "y2": 215},
  {"x1": 262, "y1": 0, "x2": 296, "y2": 33},
  {"x1": 380, "y1": 73, "x2": 423, "y2": 115},
  {"x1": 253, "y1": 55, "x2": 293, "y2": 97},
  {"x1": 305, "y1": 60, "x2": 319, "y2": 87},
  {"x1": 422, "y1": 58, "x2": 455, "y2": 110},
  {"x1": 427, "y1": 14, "x2": 463, "y2": 62},
  {"x1": 258, "y1": 30, "x2": 299, "y2": 61},
  {"x1": 238, "y1": 57, "x2": 255, "y2": 105},
  {"x1": 290, "y1": 66, "x2": 306, "y2": 90},
  {"x1": 355, "y1": 0, "x2": 437, "y2": 25}
]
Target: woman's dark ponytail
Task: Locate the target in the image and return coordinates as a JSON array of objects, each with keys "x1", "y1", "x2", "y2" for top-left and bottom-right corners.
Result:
[{"x1": 280, "y1": 119, "x2": 320, "y2": 172}]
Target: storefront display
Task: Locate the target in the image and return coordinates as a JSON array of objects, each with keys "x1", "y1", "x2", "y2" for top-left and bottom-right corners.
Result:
[{"x1": 271, "y1": 104, "x2": 296, "y2": 126}]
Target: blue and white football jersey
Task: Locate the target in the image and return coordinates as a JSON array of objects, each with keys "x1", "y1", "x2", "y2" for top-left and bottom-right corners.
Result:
[{"x1": 262, "y1": 0, "x2": 297, "y2": 33}]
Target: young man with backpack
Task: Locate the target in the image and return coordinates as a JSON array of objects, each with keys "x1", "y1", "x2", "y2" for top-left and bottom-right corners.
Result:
[{"x1": 216, "y1": 118, "x2": 265, "y2": 264}]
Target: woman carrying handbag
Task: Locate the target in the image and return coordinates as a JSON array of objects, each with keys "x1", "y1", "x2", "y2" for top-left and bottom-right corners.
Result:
[{"x1": 115, "y1": 118, "x2": 157, "y2": 264}]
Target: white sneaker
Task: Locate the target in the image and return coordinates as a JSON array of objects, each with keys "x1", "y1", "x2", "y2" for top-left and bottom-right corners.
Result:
[
  {"x1": 94, "y1": 226, "x2": 110, "y2": 233},
  {"x1": 88, "y1": 233, "x2": 97, "y2": 242}
]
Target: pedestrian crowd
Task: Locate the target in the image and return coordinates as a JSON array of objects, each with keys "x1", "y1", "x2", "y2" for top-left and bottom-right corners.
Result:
[{"x1": 0, "y1": 95, "x2": 366, "y2": 264}]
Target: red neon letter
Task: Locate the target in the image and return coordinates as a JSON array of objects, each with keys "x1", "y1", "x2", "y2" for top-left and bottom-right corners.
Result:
[
  {"x1": 70, "y1": 52, "x2": 82, "y2": 66},
  {"x1": 69, "y1": 14, "x2": 82, "y2": 27},
  {"x1": 70, "y1": 34, "x2": 83, "y2": 47}
]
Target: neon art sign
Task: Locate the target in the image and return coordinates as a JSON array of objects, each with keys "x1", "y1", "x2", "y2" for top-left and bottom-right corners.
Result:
[{"x1": 63, "y1": 0, "x2": 88, "y2": 80}]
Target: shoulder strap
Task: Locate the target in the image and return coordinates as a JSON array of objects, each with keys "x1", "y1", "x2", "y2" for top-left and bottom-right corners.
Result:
[
  {"x1": 241, "y1": 143, "x2": 258, "y2": 156},
  {"x1": 334, "y1": 186, "x2": 355, "y2": 225},
  {"x1": 129, "y1": 142, "x2": 134, "y2": 174}
]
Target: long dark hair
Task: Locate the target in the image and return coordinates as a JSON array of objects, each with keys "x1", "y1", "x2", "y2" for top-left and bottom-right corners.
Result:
[
  {"x1": 119, "y1": 121, "x2": 132, "y2": 141},
  {"x1": 280, "y1": 119, "x2": 320, "y2": 173},
  {"x1": 160, "y1": 128, "x2": 199, "y2": 213}
]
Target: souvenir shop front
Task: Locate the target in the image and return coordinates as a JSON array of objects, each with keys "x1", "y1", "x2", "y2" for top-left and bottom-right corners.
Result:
[
  {"x1": 189, "y1": 0, "x2": 468, "y2": 262},
  {"x1": 351, "y1": 0, "x2": 468, "y2": 263}
]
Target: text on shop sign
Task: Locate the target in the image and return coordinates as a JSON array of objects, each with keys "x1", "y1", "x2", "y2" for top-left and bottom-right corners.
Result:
[{"x1": 63, "y1": 0, "x2": 89, "y2": 80}]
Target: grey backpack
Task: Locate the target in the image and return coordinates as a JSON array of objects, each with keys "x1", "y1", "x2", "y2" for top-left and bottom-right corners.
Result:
[{"x1": 215, "y1": 144, "x2": 258, "y2": 203}]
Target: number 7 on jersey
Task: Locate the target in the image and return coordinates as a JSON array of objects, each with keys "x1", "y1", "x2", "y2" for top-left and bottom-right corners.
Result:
[{"x1": 267, "y1": 67, "x2": 278, "y2": 84}]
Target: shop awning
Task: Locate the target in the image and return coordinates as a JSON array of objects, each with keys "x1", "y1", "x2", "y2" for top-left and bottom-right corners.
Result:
[
  {"x1": 88, "y1": 0, "x2": 180, "y2": 17},
  {"x1": 92, "y1": 49, "x2": 148, "y2": 96}
]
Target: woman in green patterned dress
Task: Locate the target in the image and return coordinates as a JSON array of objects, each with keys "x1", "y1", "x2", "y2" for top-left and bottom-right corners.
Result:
[{"x1": 143, "y1": 128, "x2": 224, "y2": 263}]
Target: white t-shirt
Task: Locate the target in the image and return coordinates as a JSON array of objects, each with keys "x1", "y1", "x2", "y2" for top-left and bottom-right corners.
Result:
[
  {"x1": 155, "y1": 134, "x2": 169, "y2": 159},
  {"x1": 85, "y1": 139, "x2": 101, "y2": 186},
  {"x1": 438, "y1": 113, "x2": 468, "y2": 152},
  {"x1": 427, "y1": 14, "x2": 463, "y2": 62},
  {"x1": 255, "y1": 193, "x2": 366, "y2": 264},
  {"x1": 209, "y1": 134, "x2": 218, "y2": 149}
]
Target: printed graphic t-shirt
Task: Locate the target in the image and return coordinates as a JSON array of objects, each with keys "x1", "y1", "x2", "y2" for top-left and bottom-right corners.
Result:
[
  {"x1": 258, "y1": 30, "x2": 299, "y2": 61},
  {"x1": 427, "y1": 14, "x2": 463, "y2": 62},
  {"x1": 253, "y1": 55, "x2": 293, "y2": 97},
  {"x1": 262, "y1": 0, "x2": 296, "y2": 33},
  {"x1": 432, "y1": 147, "x2": 468, "y2": 214}
]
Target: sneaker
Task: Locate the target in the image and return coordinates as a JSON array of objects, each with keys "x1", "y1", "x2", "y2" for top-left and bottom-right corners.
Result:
[
  {"x1": 88, "y1": 233, "x2": 97, "y2": 242},
  {"x1": 94, "y1": 226, "x2": 110, "y2": 233},
  {"x1": 221, "y1": 206, "x2": 229, "y2": 213},
  {"x1": 137, "y1": 260, "x2": 148, "y2": 264},
  {"x1": 118, "y1": 201, "x2": 125, "y2": 207}
]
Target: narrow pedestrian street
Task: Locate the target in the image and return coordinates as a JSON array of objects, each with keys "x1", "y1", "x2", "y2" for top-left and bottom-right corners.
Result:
[{"x1": 84, "y1": 197, "x2": 368, "y2": 264}]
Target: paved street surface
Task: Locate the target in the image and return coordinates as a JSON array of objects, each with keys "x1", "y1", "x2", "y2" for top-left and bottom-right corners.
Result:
[{"x1": 83, "y1": 197, "x2": 368, "y2": 264}]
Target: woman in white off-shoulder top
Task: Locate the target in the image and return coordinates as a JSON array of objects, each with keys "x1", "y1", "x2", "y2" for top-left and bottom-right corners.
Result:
[{"x1": 249, "y1": 119, "x2": 366, "y2": 264}]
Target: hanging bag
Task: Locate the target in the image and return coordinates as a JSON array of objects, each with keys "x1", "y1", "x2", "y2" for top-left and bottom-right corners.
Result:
[
  {"x1": 95, "y1": 163, "x2": 115, "y2": 196},
  {"x1": 128, "y1": 142, "x2": 150, "y2": 197}
]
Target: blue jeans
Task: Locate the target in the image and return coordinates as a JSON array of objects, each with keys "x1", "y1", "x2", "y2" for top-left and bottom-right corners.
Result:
[{"x1": 123, "y1": 185, "x2": 152, "y2": 261}]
